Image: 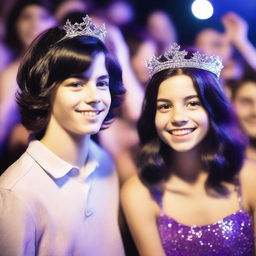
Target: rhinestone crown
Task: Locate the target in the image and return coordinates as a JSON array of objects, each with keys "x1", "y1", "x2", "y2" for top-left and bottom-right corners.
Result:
[
  {"x1": 63, "y1": 14, "x2": 107, "y2": 43},
  {"x1": 146, "y1": 43, "x2": 223, "y2": 78}
]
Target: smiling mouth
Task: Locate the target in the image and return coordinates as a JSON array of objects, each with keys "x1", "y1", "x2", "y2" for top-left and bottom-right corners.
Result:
[
  {"x1": 169, "y1": 128, "x2": 196, "y2": 136},
  {"x1": 77, "y1": 110, "x2": 103, "y2": 117}
]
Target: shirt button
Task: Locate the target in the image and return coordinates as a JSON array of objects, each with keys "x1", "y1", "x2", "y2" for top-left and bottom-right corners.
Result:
[{"x1": 85, "y1": 210, "x2": 94, "y2": 218}]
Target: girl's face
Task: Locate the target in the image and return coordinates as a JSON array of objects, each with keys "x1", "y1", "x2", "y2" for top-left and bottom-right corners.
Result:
[
  {"x1": 155, "y1": 74, "x2": 209, "y2": 152},
  {"x1": 48, "y1": 52, "x2": 111, "y2": 137},
  {"x1": 16, "y1": 5, "x2": 56, "y2": 48}
]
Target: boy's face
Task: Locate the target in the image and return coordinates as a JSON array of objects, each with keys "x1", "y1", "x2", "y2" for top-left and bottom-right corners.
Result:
[
  {"x1": 48, "y1": 52, "x2": 111, "y2": 137},
  {"x1": 233, "y1": 81, "x2": 256, "y2": 139}
]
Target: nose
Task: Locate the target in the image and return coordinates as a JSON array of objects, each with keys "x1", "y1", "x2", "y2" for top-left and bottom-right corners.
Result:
[
  {"x1": 31, "y1": 17, "x2": 42, "y2": 30},
  {"x1": 84, "y1": 83, "x2": 101, "y2": 104},
  {"x1": 170, "y1": 106, "x2": 188, "y2": 126}
]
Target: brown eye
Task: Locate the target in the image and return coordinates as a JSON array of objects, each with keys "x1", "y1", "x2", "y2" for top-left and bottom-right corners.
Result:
[
  {"x1": 97, "y1": 80, "x2": 109, "y2": 88},
  {"x1": 187, "y1": 101, "x2": 201, "y2": 109},
  {"x1": 157, "y1": 103, "x2": 171, "y2": 111},
  {"x1": 68, "y1": 82, "x2": 83, "y2": 88}
]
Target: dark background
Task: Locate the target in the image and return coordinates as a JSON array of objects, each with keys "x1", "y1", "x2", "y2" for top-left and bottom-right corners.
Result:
[
  {"x1": 1, "y1": 0, "x2": 256, "y2": 46},
  {"x1": 136, "y1": 0, "x2": 256, "y2": 46},
  {"x1": 97, "y1": 0, "x2": 256, "y2": 46}
]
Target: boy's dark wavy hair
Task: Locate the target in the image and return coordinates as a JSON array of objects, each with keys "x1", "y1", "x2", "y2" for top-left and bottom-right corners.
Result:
[
  {"x1": 16, "y1": 26, "x2": 125, "y2": 137},
  {"x1": 137, "y1": 68, "x2": 247, "y2": 195}
]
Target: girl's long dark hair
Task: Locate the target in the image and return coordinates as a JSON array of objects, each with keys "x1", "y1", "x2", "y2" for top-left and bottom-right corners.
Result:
[{"x1": 137, "y1": 68, "x2": 247, "y2": 195}]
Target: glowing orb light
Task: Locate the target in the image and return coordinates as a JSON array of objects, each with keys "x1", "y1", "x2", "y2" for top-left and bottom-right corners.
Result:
[{"x1": 191, "y1": 0, "x2": 214, "y2": 20}]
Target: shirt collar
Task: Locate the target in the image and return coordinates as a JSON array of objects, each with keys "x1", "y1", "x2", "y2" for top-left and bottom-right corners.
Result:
[{"x1": 26, "y1": 140, "x2": 99, "y2": 179}]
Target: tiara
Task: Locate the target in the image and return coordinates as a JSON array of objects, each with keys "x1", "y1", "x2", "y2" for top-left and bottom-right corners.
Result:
[
  {"x1": 63, "y1": 14, "x2": 107, "y2": 43},
  {"x1": 146, "y1": 43, "x2": 223, "y2": 78}
]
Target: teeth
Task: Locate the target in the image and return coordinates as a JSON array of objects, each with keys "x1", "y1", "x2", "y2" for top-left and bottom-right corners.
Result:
[
  {"x1": 170, "y1": 128, "x2": 194, "y2": 135},
  {"x1": 80, "y1": 111, "x2": 100, "y2": 117}
]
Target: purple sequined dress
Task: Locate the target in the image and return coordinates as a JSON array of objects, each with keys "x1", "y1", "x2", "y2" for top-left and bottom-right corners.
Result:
[{"x1": 154, "y1": 188, "x2": 255, "y2": 256}]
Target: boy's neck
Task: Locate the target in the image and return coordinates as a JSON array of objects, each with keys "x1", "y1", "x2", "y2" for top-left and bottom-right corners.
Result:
[{"x1": 40, "y1": 131, "x2": 91, "y2": 168}]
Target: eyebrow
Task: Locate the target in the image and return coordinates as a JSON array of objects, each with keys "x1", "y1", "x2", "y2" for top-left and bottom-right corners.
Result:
[
  {"x1": 71, "y1": 74, "x2": 109, "y2": 80},
  {"x1": 97, "y1": 75, "x2": 110, "y2": 80},
  {"x1": 157, "y1": 95, "x2": 199, "y2": 102},
  {"x1": 237, "y1": 96, "x2": 254, "y2": 101}
]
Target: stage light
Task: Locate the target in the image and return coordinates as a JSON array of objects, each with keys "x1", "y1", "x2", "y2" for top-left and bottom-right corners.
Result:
[{"x1": 191, "y1": 0, "x2": 214, "y2": 20}]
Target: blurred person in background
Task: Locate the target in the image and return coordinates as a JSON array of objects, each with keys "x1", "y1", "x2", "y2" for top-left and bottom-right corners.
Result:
[
  {"x1": 195, "y1": 28, "x2": 232, "y2": 67},
  {"x1": 54, "y1": 0, "x2": 91, "y2": 23},
  {"x1": 194, "y1": 27, "x2": 235, "y2": 97},
  {"x1": 0, "y1": 0, "x2": 56, "y2": 172},
  {"x1": 225, "y1": 13, "x2": 256, "y2": 161},
  {"x1": 222, "y1": 12, "x2": 256, "y2": 97},
  {"x1": 222, "y1": 12, "x2": 256, "y2": 74},
  {"x1": 96, "y1": 17, "x2": 145, "y2": 184},
  {"x1": 0, "y1": 17, "x2": 12, "y2": 73},
  {"x1": 231, "y1": 73, "x2": 256, "y2": 162},
  {"x1": 0, "y1": 40, "x2": 11, "y2": 72},
  {"x1": 194, "y1": 12, "x2": 256, "y2": 98},
  {"x1": 0, "y1": 0, "x2": 16, "y2": 23},
  {"x1": 146, "y1": 10, "x2": 178, "y2": 55},
  {"x1": 104, "y1": 0, "x2": 135, "y2": 28},
  {"x1": 123, "y1": 24, "x2": 157, "y2": 87}
]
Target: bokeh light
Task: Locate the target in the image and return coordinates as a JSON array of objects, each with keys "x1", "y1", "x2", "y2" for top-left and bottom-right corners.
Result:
[{"x1": 191, "y1": 0, "x2": 214, "y2": 20}]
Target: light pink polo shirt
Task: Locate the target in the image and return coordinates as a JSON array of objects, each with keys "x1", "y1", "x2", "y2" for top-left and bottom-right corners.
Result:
[{"x1": 0, "y1": 140, "x2": 124, "y2": 256}]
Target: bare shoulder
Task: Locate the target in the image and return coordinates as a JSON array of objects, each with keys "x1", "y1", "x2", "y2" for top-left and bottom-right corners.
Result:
[
  {"x1": 121, "y1": 175, "x2": 158, "y2": 214},
  {"x1": 121, "y1": 175, "x2": 150, "y2": 199},
  {"x1": 240, "y1": 159, "x2": 256, "y2": 184},
  {"x1": 239, "y1": 159, "x2": 256, "y2": 209}
]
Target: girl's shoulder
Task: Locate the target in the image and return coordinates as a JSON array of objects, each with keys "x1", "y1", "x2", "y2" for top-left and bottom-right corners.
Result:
[
  {"x1": 240, "y1": 159, "x2": 256, "y2": 182},
  {"x1": 239, "y1": 159, "x2": 256, "y2": 210},
  {"x1": 121, "y1": 177, "x2": 167, "y2": 256},
  {"x1": 121, "y1": 175, "x2": 150, "y2": 198},
  {"x1": 121, "y1": 175, "x2": 159, "y2": 215}
]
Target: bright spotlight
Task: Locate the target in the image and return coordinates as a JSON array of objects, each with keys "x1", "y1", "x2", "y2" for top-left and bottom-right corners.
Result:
[{"x1": 191, "y1": 0, "x2": 214, "y2": 20}]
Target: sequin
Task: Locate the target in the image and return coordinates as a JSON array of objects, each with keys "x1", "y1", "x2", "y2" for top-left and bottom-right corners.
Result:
[{"x1": 157, "y1": 210, "x2": 254, "y2": 255}]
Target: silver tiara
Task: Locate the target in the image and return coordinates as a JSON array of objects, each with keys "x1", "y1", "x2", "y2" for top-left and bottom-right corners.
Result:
[
  {"x1": 146, "y1": 43, "x2": 223, "y2": 78},
  {"x1": 63, "y1": 14, "x2": 107, "y2": 43}
]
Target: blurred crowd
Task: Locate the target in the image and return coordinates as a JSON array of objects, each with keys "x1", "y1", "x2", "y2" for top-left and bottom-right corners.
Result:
[
  {"x1": 1, "y1": 0, "x2": 256, "y2": 183},
  {"x1": 1, "y1": 0, "x2": 256, "y2": 179},
  {"x1": 0, "y1": 0, "x2": 174, "y2": 178},
  {"x1": 1, "y1": 0, "x2": 256, "y2": 255}
]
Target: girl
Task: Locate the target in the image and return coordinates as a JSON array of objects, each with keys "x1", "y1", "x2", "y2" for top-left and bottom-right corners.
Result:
[{"x1": 121, "y1": 43, "x2": 256, "y2": 255}]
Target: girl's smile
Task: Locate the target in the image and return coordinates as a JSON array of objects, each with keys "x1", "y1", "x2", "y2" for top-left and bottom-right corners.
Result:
[{"x1": 155, "y1": 74, "x2": 209, "y2": 152}]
